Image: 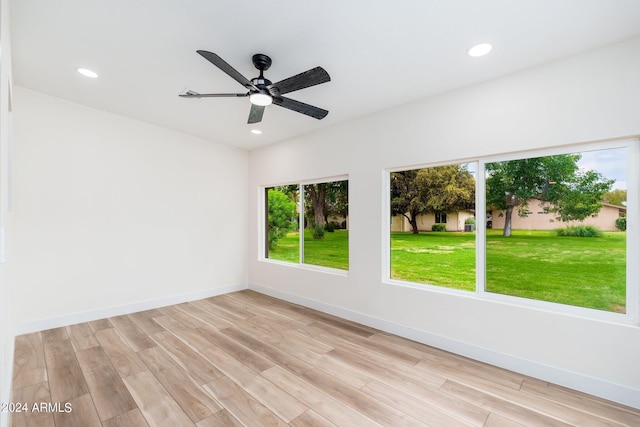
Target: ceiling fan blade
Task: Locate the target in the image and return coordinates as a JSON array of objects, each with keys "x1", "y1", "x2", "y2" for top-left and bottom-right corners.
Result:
[
  {"x1": 270, "y1": 67, "x2": 330, "y2": 96},
  {"x1": 273, "y1": 96, "x2": 328, "y2": 120},
  {"x1": 197, "y1": 50, "x2": 257, "y2": 90},
  {"x1": 179, "y1": 90, "x2": 248, "y2": 98},
  {"x1": 248, "y1": 104, "x2": 265, "y2": 124}
]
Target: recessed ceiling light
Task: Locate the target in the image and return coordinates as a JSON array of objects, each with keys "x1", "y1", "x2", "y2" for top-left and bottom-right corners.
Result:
[
  {"x1": 250, "y1": 129, "x2": 262, "y2": 135},
  {"x1": 467, "y1": 43, "x2": 492, "y2": 58},
  {"x1": 77, "y1": 68, "x2": 98, "y2": 78}
]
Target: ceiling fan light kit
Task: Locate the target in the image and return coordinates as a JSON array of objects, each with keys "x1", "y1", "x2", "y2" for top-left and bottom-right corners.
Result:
[{"x1": 180, "y1": 51, "x2": 330, "y2": 124}]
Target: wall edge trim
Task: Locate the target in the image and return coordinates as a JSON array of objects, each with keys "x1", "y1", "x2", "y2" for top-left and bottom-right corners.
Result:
[{"x1": 14, "y1": 283, "x2": 249, "y2": 335}]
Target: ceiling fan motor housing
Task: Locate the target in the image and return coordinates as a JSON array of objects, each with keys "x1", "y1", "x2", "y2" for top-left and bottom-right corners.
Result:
[{"x1": 252, "y1": 53, "x2": 272, "y2": 71}]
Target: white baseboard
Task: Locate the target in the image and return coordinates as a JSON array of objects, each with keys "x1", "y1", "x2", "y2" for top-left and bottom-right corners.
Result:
[
  {"x1": 14, "y1": 283, "x2": 248, "y2": 335},
  {"x1": 249, "y1": 283, "x2": 640, "y2": 410}
]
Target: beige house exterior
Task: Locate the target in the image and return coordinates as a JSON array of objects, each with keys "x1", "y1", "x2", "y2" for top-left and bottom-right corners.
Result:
[
  {"x1": 391, "y1": 210, "x2": 475, "y2": 232},
  {"x1": 489, "y1": 199, "x2": 626, "y2": 231}
]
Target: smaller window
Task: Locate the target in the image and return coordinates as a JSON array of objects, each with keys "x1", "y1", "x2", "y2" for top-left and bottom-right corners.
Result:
[
  {"x1": 435, "y1": 212, "x2": 447, "y2": 224},
  {"x1": 264, "y1": 178, "x2": 349, "y2": 271}
]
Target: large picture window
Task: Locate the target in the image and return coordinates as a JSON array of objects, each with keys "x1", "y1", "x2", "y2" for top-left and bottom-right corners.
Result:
[
  {"x1": 485, "y1": 146, "x2": 627, "y2": 312},
  {"x1": 265, "y1": 178, "x2": 348, "y2": 271},
  {"x1": 387, "y1": 140, "x2": 637, "y2": 319},
  {"x1": 390, "y1": 163, "x2": 476, "y2": 291}
]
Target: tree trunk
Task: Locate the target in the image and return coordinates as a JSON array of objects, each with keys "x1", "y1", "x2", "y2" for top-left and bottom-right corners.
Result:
[
  {"x1": 503, "y1": 193, "x2": 517, "y2": 237},
  {"x1": 404, "y1": 213, "x2": 419, "y2": 234},
  {"x1": 307, "y1": 184, "x2": 326, "y2": 227},
  {"x1": 503, "y1": 205, "x2": 513, "y2": 237}
]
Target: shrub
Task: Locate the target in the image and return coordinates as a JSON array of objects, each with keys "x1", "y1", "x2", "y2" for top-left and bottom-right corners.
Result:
[
  {"x1": 267, "y1": 190, "x2": 296, "y2": 249},
  {"x1": 554, "y1": 225, "x2": 603, "y2": 237},
  {"x1": 615, "y1": 217, "x2": 627, "y2": 231},
  {"x1": 431, "y1": 223, "x2": 447, "y2": 232},
  {"x1": 465, "y1": 218, "x2": 476, "y2": 225},
  {"x1": 312, "y1": 224, "x2": 325, "y2": 239},
  {"x1": 324, "y1": 222, "x2": 336, "y2": 232}
]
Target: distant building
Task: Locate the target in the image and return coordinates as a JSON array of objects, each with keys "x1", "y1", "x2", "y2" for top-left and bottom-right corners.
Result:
[{"x1": 489, "y1": 199, "x2": 626, "y2": 231}]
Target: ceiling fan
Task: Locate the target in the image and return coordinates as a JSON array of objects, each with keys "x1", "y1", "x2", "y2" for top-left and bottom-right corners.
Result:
[{"x1": 180, "y1": 51, "x2": 331, "y2": 124}]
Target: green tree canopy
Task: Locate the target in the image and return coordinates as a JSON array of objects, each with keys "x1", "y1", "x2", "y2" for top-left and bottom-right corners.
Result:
[
  {"x1": 391, "y1": 164, "x2": 475, "y2": 234},
  {"x1": 603, "y1": 189, "x2": 627, "y2": 207},
  {"x1": 267, "y1": 189, "x2": 297, "y2": 250},
  {"x1": 486, "y1": 154, "x2": 614, "y2": 237}
]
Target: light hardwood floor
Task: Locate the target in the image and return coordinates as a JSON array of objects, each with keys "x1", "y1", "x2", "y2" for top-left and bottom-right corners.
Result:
[{"x1": 9, "y1": 290, "x2": 640, "y2": 426}]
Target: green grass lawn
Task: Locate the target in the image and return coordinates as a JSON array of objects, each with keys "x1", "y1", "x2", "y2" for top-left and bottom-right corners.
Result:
[
  {"x1": 485, "y1": 229, "x2": 626, "y2": 312},
  {"x1": 268, "y1": 229, "x2": 349, "y2": 270},
  {"x1": 269, "y1": 228, "x2": 627, "y2": 312}
]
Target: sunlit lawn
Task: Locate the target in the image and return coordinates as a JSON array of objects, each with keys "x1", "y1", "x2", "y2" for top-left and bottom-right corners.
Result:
[
  {"x1": 268, "y1": 229, "x2": 349, "y2": 270},
  {"x1": 271, "y1": 228, "x2": 627, "y2": 312}
]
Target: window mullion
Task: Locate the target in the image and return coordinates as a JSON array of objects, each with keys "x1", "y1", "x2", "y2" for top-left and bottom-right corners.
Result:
[
  {"x1": 477, "y1": 160, "x2": 487, "y2": 296},
  {"x1": 299, "y1": 184, "x2": 304, "y2": 265}
]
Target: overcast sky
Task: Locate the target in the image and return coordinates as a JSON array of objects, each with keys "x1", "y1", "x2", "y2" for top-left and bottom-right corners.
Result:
[{"x1": 577, "y1": 147, "x2": 627, "y2": 190}]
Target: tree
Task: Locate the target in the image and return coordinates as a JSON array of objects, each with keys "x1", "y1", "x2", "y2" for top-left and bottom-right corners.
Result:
[
  {"x1": 267, "y1": 189, "x2": 297, "y2": 249},
  {"x1": 391, "y1": 165, "x2": 475, "y2": 234},
  {"x1": 304, "y1": 181, "x2": 348, "y2": 238},
  {"x1": 486, "y1": 155, "x2": 614, "y2": 237},
  {"x1": 603, "y1": 189, "x2": 627, "y2": 207}
]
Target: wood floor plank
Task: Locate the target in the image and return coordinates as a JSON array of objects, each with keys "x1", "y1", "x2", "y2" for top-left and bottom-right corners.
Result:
[
  {"x1": 230, "y1": 291, "x2": 315, "y2": 325},
  {"x1": 150, "y1": 330, "x2": 223, "y2": 384},
  {"x1": 200, "y1": 346, "x2": 308, "y2": 422},
  {"x1": 220, "y1": 327, "x2": 313, "y2": 375},
  {"x1": 362, "y1": 380, "x2": 474, "y2": 427},
  {"x1": 8, "y1": 381, "x2": 55, "y2": 427},
  {"x1": 195, "y1": 409, "x2": 243, "y2": 427},
  {"x1": 66, "y1": 323, "x2": 99, "y2": 351},
  {"x1": 289, "y1": 409, "x2": 337, "y2": 427},
  {"x1": 94, "y1": 328, "x2": 148, "y2": 378},
  {"x1": 202, "y1": 297, "x2": 253, "y2": 322},
  {"x1": 88, "y1": 318, "x2": 113, "y2": 333},
  {"x1": 75, "y1": 346, "x2": 137, "y2": 420},
  {"x1": 175, "y1": 302, "x2": 231, "y2": 331},
  {"x1": 53, "y1": 393, "x2": 102, "y2": 427},
  {"x1": 439, "y1": 380, "x2": 573, "y2": 427},
  {"x1": 315, "y1": 333, "x2": 446, "y2": 390},
  {"x1": 109, "y1": 314, "x2": 157, "y2": 352},
  {"x1": 195, "y1": 326, "x2": 274, "y2": 373},
  {"x1": 152, "y1": 315, "x2": 214, "y2": 352},
  {"x1": 187, "y1": 300, "x2": 236, "y2": 329},
  {"x1": 11, "y1": 333, "x2": 47, "y2": 390},
  {"x1": 521, "y1": 380, "x2": 640, "y2": 426},
  {"x1": 261, "y1": 365, "x2": 382, "y2": 427},
  {"x1": 301, "y1": 367, "x2": 428, "y2": 426},
  {"x1": 137, "y1": 345, "x2": 222, "y2": 423},
  {"x1": 127, "y1": 309, "x2": 166, "y2": 336},
  {"x1": 102, "y1": 408, "x2": 150, "y2": 427},
  {"x1": 123, "y1": 370, "x2": 195, "y2": 427},
  {"x1": 41, "y1": 328, "x2": 89, "y2": 402},
  {"x1": 483, "y1": 413, "x2": 526, "y2": 427},
  {"x1": 203, "y1": 376, "x2": 288, "y2": 427}
]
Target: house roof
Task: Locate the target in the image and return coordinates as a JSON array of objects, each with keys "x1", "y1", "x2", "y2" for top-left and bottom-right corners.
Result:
[{"x1": 10, "y1": 0, "x2": 640, "y2": 150}]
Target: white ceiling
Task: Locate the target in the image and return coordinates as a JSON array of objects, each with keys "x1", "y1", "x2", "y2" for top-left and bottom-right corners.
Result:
[{"x1": 10, "y1": 0, "x2": 640, "y2": 150}]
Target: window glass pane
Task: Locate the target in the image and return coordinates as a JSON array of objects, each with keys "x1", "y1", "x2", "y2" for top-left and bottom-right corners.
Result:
[
  {"x1": 302, "y1": 180, "x2": 349, "y2": 270},
  {"x1": 390, "y1": 163, "x2": 476, "y2": 290},
  {"x1": 265, "y1": 185, "x2": 300, "y2": 263},
  {"x1": 485, "y1": 147, "x2": 627, "y2": 312}
]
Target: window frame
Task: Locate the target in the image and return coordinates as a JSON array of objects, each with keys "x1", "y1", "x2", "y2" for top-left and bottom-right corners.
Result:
[
  {"x1": 260, "y1": 175, "x2": 349, "y2": 275},
  {"x1": 384, "y1": 139, "x2": 639, "y2": 325}
]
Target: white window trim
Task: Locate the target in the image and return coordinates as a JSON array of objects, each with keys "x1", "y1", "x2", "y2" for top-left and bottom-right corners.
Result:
[{"x1": 384, "y1": 138, "x2": 639, "y2": 325}]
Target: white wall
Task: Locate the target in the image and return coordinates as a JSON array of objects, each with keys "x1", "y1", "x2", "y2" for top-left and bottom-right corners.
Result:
[
  {"x1": 0, "y1": 0, "x2": 13, "y2": 425},
  {"x1": 248, "y1": 37, "x2": 640, "y2": 407},
  {"x1": 10, "y1": 87, "x2": 249, "y2": 330}
]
